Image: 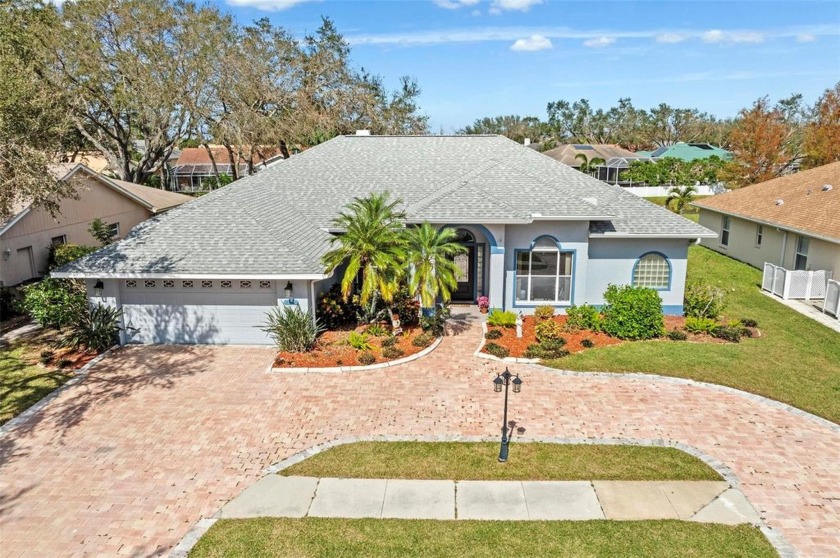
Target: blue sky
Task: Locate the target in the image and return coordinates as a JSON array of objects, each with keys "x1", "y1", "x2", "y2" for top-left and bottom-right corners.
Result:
[{"x1": 218, "y1": 0, "x2": 840, "y2": 132}]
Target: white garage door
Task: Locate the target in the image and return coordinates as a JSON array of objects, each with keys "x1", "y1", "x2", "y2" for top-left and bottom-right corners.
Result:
[{"x1": 120, "y1": 279, "x2": 277, "y2": 345}]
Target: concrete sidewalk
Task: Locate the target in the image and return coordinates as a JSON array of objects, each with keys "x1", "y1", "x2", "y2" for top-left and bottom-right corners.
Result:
[{"x1": 220, "y1": 476, "x2": 761, "y2": 525}]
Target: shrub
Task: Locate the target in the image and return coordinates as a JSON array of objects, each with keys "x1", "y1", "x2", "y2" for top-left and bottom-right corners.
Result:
[
  {"x1": 524, "y1": 339, "x2": 568, "y2": 359},
  {"x1": 534, "y1": 305, "x2": 555, "y2": 319},
  {"x1": 358, "y1": 351, "x2": 376, "y2": 365},
  {"x1": 487, "y1": 309, "x2": 517, "y2": 328},
  {"x1": 565, "y1": 304, "x2": 602, "y2": 332},
  {"x1": 740, "y1": 318, "x2": 759, "y2": 328},
  {"x1": 39, "y1": 350, "x2": 55, "y2": 365},
  {"x1": 381, "y1": 336, "x2": 398, "y2": 347},
  {"x1": 601, "y1": 284, "x2": 664, "y2": 340},
  {"x1": 317, "y1": 284, "x2": 361, "y2": 329},
  {"x1": 667, "y1": 329, "x2": 688, "y2": 341},
  {"x1": 684, "y1": 316, "x2": 717, "y2": 334},
  {"x1": 484, "y1": 329, "x2": 503, "y2": 340},
  {"x1": 0, "y1": 286, "x2": 21, "y2": 319},
  {"x1": 683, "y1": 282, "x2": 727, "y2": 319},
  {"x1": 47, "y1": 244, "x2": 98, "y2": 271},
  {"x1": 581, "y1": 338, "x2": 595, "y2": 348},
  {"x1": 535, "y1": 319, "x2": 562, "y2": 342},
  {"x1": 56, "y1": 358, "x2": 72, "y2": 369},
  {"x1": 390, "y1": 288, "x2": 421, "y2": 327},
  {"x1": 484, "y1": 342, "x2": 509, "y2": 359},
  {"x1": 61, "y1": 304, "x2": 122, "y2": 352},
  {"x1": 22, "y1": 278, "x2": 87, "y2": 329},
  {"x1": 711, "y1": 325, "x2": 741, "y2": 343},
  {"x1": 739, "y1": 327, "x2": 754, "y2": 338},
  {"x1": 365, "y1": 323, "x2": 389, "y2": 337},
  {"x1": 420, "y1": 306, "x2": 450, "y2": 337},
  {"x1": 262, "y1": 306, "x2": 323, "y2": 352},
  {"x1": 381, "y1": 345, "x2": 404, "y2": 359},
  {"x1": 412, "y1": 332, "x2": 435, "y2": 348},
  {"x1": 347, "y1": 331, "x2": 374, "y2": 351}
]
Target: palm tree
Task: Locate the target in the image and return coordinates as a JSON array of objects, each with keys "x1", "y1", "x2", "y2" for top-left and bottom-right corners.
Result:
[
  {"x1": 321, "y1": 192, "x2": 406, "y2": 306},
  {"x1": 574, "y1": 153, "x2": 606, "y2": 175},
  {"x1": 667, "y1": 184, "x2": 698, "y2": 215},
  {"x1": 404, "y1": 223, "x2": 467, "y2": 309}
]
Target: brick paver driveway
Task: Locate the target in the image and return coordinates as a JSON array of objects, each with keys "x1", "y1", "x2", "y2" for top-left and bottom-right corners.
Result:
[{"x1": 1, "y1": 312, "x2": 839, "y2": 557}]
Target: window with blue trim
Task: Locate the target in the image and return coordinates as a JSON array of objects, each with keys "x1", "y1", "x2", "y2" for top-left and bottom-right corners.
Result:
[
  {"x1": 633, "y1": 253, "x2": 670, "y2": 289},
  {"x1": 515, "y1": 237, "x2": 573, "y2": 303}
]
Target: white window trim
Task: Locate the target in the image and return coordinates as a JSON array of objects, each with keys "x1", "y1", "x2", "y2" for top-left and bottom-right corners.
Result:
[
  {"x1": 754, "y1": 224, "x2": 763, "y2": 248},
  {"x1": 795, "y1": 235, "x2": 809, "y2": 270},
  {"x1": 720, "y1": 215, "x2": 731, "y2": 248},
  {"x1": 515, "y1": 245, "x2": 573, "y2": 304}
]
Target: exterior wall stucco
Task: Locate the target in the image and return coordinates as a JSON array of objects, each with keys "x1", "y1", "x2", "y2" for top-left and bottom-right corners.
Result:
[
  {"x1": 1, "y1": 175, "x2": 152, "y2": 286},
  {"x1": 698, "y1": 208, "x2": 840, "y2": 274},
  {"x1": 586, "y1": 238, "x2": 689, "y2": 313}
]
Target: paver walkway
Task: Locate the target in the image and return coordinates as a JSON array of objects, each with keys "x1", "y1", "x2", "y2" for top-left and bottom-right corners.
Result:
[
  {"x1": 218, "y1": 475, "x2": 757, "y2": 524},
  {"x1": 1, "y1": 311, "x2": 839, "y2": 557}
]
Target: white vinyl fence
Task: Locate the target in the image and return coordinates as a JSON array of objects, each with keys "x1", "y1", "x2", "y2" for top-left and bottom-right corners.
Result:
[
  {"x1": 761, "y1": 263, "x2": 833, "y2": 300},
  {"x1": 824, "y1": 280, "x2": 840, "y2": 317}
]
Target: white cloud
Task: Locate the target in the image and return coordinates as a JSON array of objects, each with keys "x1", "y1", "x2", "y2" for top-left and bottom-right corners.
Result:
[
  {"x1": 433, "y1": 0, "x2": 480, "y2": 9},
  {"x1": 510, "y1": 34, "x2": 553, "y2": 51},
  {"x1": 702, "y1": 29, "x2": 764, "y2": 44},
  {"x1": 345, "y1": 24, "x2": 836, "y2": 48},
  {"x1": 656, "y1": 32, "x2": 688, "y2": 44},
  {"x1": 226, "y1": 0, "x2": 316, "y2": 11},
  {"x1": 583, "y1": 36, "x2": 615, "y2": 48},
  {"x1": 796, "y1": 32, "x2": 816, "y2": 43},
  {"x1": 492, "y1": 0, "x2": 543, "y2": 12}
]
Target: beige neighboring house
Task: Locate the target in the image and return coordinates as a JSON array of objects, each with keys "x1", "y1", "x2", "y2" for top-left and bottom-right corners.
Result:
[
  {"x1": 542, "y1": 143, "x2": 636, "y2": 168},
  {"x1": 693, "y1": 162, "x2": 840, "y2": 273},
  {"x1": 0, "y1": 164, "x2": 192, "y2": 287}
]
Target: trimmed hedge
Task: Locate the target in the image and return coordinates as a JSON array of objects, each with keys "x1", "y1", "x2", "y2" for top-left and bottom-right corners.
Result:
[{"x1": 601, "y1": 284, "x2": 664, "y2": 340}]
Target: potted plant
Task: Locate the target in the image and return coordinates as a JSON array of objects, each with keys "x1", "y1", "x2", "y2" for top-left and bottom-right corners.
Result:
[{"x1": 477, "y1": 295, "x2": 490, "y2": 314}]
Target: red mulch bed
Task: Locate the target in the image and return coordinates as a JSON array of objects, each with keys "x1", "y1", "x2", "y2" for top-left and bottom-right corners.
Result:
[
  {"x1": 483, "y1": 315, "x2": 622, "y2": 358},
  {"x1": 274, "y1": 324, "x2": 431, "y2": 368}
]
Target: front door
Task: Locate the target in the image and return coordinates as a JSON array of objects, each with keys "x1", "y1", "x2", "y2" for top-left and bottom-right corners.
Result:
[{"x1": 452, "y1": 245, "x2": 476, "y2": 302}]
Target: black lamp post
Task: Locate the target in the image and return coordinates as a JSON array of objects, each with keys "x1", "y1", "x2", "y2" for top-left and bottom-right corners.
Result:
[{"x1": 493, "y1": 367, "x2": 522, "y2": 463}]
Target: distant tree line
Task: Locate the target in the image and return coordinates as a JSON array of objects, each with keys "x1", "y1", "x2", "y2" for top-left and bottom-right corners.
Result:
[
  {"x1": 462, "y1": 83, "x2": 840, "y2": 188},
  {"x1": 0, "y1": 0, "x2": 428, "y2": 218}
]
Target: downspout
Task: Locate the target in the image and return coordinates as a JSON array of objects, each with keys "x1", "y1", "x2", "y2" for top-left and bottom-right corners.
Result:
[
  {"x1": 309, "y1": 280, "x2": 317, "y2": 328},
  {"x1": 779, "y1": 230, "x2": 788, "y2": 267}
]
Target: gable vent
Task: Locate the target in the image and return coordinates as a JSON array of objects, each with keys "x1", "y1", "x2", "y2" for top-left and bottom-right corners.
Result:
[
  {"x1": 822, "y1": 184, "x2": 833, "y2": 192},
  {"x1": 775, "y1": 199, "x2": 784, "y2": 206}
]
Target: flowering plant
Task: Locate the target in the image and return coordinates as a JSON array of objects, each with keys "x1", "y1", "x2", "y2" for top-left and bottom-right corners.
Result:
[{"x1": 477, "y1": 295, "x2": 490, "y2": 310}]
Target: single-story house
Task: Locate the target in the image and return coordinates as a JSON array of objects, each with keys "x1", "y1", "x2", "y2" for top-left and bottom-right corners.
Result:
[
  {"x1": 171, "y1": 146, "x2": 284, "y2": 193},
  {"x1": 1, "y1": 164, "x2": 192, "y2": 288},
  {"x1": 542, "y1": 144, "x2": 636, "y2": 170},
  {"x1": 600, "y1": 142, "x2": 732, "y2": 187},
  {"x1": 693, "y1": 161, "x2": 840, "y2": 273},
  {"x1": 53, "y1": 134, "x2": 715, "y2": 345}
]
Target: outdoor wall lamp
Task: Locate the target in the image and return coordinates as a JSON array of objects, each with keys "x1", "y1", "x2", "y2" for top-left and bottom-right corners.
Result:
[
  {"x1": 2, "y1": 248, "x2": 10, "y2": 260},
  {"x1": 284, "y1": 281, "x2": 294, "y2": 303},
  {"x1": 93, "y1": 279, "x2": 105, "y2": 297},
  {"x1": 493, "y1": 368, "x2": 523, "y2": 463}
]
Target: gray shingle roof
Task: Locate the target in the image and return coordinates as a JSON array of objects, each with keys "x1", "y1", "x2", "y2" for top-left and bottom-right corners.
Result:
[{"x1": 56, "y1": 135, "x2": 714, "y2": 277}]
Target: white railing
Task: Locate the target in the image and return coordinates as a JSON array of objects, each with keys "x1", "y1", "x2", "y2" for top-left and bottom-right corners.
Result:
[
  {"x1": 824, "y1": 280, "x2": 840, "y2": 317},
  {"x1": 761, "y1": 263, "x2": 833, "y2": 300}
]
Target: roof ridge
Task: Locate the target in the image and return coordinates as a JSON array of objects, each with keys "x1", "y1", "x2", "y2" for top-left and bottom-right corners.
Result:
[
  {"x1": 405, "y1": 160, "x2": 503, "y2": 215},
  {"x1": 462, "y1": 182, "x2": 529, "y2": 220}
]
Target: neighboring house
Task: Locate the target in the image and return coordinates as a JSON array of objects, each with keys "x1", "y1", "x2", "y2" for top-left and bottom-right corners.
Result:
[
  {"x1": 542, "y1": 144, "x2": 636, "y2": 170},
  {"x1": 600, "y1": 142, "x2": 732, "y2": 194},
  {"x1": 693, "y1": 161, "x2": 840, "y2": 273},
  {"x1": 54, "y1": 134, "x2": 715, "y2": 345},
  {"x1": 171, "y1": 147, "x2": 284, "y2": 192},
  {"x1": 0, "y1": 164, "x2": 192, "y2": 287}
]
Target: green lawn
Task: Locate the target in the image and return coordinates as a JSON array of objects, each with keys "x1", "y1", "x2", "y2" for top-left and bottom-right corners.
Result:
[
  {"x1": 280, "y1": 441, "x2": 721, "y2": 481},
  {"x1": 190, "y1": 518, "x2": 777, "y2": 558},
  {"x1": 558, "y1": 245, "x2": 840, "y2": 423},
  {"x1": 0, "y1": 332, "x2": 73, "y2": 425}
]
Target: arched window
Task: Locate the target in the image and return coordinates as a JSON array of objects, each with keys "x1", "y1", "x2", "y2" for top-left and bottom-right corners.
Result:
[
  {"x1": 454, "y1": 228, "x2": 475, "y2": 243},
  {"x1": 515, "y1": 236, "x2": 573, "y2": 303},
  {"x1": 632, "y1": 253, "x2": 671, "y2": 289}
]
